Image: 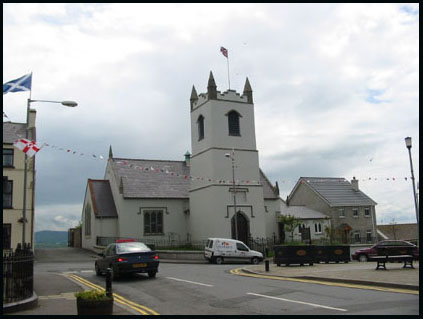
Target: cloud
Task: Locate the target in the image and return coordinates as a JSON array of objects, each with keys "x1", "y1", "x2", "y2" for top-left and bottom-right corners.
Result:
[
  {"x1": 4, "y1": 3, "x2": 419, "y2": 231},
  {"x1": 35, "y1": 203, "x2": 82, "y2": 231}
]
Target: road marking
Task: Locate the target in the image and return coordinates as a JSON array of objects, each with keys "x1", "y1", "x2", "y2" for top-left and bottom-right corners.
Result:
[
  {"x1": 247, "y1": 292, "x2": 348, "y2": 312},
  {"x1": 80, "y1": 270, "x2": 94, "y2": 273},
  {"x1": 229, "y1": 268, "x2": 418, "y2": 295},
  {"x1": 166, "y1": 277, "x2": 214, "y2": 287},
  {"x1": 65, "y1": 273, "x2": 159, "y2": 315}
]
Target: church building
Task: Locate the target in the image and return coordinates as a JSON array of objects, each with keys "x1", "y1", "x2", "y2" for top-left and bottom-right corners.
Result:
[{"x1": 81, "y1": 72, "x2": 282, "y2": 250}]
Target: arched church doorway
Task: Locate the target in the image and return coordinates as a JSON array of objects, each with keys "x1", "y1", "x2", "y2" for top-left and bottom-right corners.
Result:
[{"x1": 231, "y1": 211, "x2": 249, "y2": 245}]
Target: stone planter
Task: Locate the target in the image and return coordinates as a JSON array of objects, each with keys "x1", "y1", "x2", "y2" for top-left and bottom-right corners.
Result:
[
  {"x1": 76, "y1": 297, "x2": 113, "y2": 315},
  {"x1": 273, "y1": 245, "x2": 315, "y2": 266},
  {"x1": 315, "y1": 245, "x2": 350, "y2": 263}
]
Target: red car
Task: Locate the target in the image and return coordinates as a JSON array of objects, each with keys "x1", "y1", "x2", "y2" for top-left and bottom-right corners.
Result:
[{"x1": 352, "y1": 240, "x2": 419, "y2": 262}]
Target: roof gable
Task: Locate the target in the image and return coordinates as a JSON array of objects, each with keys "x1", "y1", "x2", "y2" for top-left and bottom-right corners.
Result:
[
  {"x1": 290, "y1": 177, "x2": 377, "y2": 207},
  {"x1": 88, "y1": 179, "x2": 118, "y2": 217}
]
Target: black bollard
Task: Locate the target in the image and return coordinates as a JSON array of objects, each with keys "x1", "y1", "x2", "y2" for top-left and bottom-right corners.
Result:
[
  {"x1": 106, "y1": 268, "x2": 113, "y2": 298},
  {"x1": 265, "y1": 259, "x2": 270, "y2": 272}
]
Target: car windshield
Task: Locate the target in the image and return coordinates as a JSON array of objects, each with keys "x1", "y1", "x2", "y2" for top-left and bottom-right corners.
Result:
[{"x1": 116, "y1": 242, "x2": 151, "y2": 253}]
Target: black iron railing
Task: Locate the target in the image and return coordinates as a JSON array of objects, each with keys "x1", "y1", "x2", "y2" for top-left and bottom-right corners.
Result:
[
  {"x1": 3, "y1": 245, "x2": 34, "y2": 304},
  {"x1": 96, "y1": 236, "x2": 207, "y2": 250}
]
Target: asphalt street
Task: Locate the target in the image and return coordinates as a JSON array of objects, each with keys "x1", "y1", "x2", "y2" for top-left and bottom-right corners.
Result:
[{"x1": 20, "y1": 248, "x2": 419, "y2": 316}]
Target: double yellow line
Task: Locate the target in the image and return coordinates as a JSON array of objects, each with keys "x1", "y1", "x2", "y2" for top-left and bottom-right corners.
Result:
[
  {"x1": 65, "y1": 273, "x2": 159, "y2": 315},
  {"x1": 230, "y1": 268, "x2": 418, "y2": 295}
]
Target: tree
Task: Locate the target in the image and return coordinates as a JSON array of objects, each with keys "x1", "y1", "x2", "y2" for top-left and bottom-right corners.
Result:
[{"x1": 278, "y1": 214, "x2": 301, "y2": 242}]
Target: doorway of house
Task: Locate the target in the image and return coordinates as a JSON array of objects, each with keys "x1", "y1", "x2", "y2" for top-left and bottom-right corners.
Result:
[
  {"x1": 231, "y1": 211, "x2": 249, "y2": 245},
  {"x1": 278, "y1": 222, "x2": 285, "y2": 244}
]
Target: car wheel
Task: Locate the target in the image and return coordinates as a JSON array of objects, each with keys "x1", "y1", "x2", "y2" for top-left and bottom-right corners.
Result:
[
  {"x1": 358, "y1": 254, "x2": 368, "y2": 262},
  {"x1": 251, "y1": 257, "x2": 260, "y2": 265},
  {"x1": 148, "y1": 271, "x2": 157, "y2": 279},
  {"x1": 215, "y1": 256, "x2": 224, "y2": 264},
  {"x1": 95, "y1": 263, "x2": 102, "y2": 276}
]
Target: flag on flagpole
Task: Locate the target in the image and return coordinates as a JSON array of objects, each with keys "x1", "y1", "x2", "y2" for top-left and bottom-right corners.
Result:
[
  {"x1": 220, "y1": 46, "x2": 228, "y2": 58},
  {"x1": 3, "y1": 73, "x2": 32, "y2": 95},
  {"x1": 14, "y1": 138, "x2": 41, "y2": 157}
]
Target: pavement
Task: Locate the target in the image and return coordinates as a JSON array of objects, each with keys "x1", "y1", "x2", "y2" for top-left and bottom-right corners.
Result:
[{"x1": 4, "y1": 257, "x2": 419, "y2": 316}]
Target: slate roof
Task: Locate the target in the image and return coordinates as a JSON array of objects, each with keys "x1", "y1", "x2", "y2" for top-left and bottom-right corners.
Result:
[
  {"x1": 285, "y1": 205, "x2": 329, "y2": 220},
  {"x1": 377, "y1": 223, "x2": 418, "y2": 241},
  {"x1": 88, "y1": 179, "x2": 118, "y2": 217},
  {"x1": 110, "y1": 158, "x2": 279, "y2": 199},
  {"x1": 3, "y1": 122, "x2": 35, "y2": 144},
  {"x1": 292, "y1": 177, "x2": 377, "y2": 207}
]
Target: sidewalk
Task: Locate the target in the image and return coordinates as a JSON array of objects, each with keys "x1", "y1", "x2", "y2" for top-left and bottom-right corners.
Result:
[
  {"x1": 242, "y1": 259, "x2": 419, "y2": 290},
  {"x1": 5, "y1": 272, "x2": 134, "y2": 315}
]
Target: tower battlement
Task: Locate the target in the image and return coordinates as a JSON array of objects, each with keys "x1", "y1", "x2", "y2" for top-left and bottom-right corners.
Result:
[{"x1": 190, "y1": 71, "x2": 253, "y2": 111}]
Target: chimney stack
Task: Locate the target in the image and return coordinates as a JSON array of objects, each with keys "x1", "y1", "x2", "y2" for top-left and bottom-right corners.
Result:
[
  {"x1": 184, "y1": 151, "x2": 191, "y2": 166},
  {"x1": 351, "y1": 177, "x2": 359, "y2": 191}
]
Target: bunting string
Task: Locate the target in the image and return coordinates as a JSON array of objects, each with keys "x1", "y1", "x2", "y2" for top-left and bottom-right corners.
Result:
[{"x1": 5, "y1": 123, "x2": 415, "y2": 186}]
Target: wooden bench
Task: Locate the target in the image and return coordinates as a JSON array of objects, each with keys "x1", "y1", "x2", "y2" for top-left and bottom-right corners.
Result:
[{"x1": 370, "y1": 247, "x2": 416, "y2": 270}]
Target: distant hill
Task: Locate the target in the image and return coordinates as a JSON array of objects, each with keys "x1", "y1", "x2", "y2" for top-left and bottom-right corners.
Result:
[{"x1": 35, "y1": 230, "x2": 68, "y2": 248}]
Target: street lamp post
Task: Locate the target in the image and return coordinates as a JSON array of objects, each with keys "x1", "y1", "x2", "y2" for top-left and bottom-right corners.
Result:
[
  {"x1": 21, "y1": 98, "x2": 77, "y2": 246},
  {"x1": 225, "y1": 150, "x2": 238, "y2": 240},
  {"x1": 405, "y1": 137, "x2": 419, "y2": 242}
]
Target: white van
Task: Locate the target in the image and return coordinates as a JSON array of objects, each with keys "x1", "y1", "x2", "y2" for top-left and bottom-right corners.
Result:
[{"x1": 204, "y1": 238, "x2": 263, "y2": 264}]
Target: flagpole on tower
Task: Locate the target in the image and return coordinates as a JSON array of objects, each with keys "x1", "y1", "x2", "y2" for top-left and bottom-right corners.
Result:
[
  {"x1": 226, "y1": 54, "x2": 231, "y2": 90},
  {"x1": 220, "y1": 46, "x2": 230, "y2": 90}
]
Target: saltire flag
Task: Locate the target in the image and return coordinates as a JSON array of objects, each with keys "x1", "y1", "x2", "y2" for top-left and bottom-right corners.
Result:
[
  {"x1": 3, "y1": 73, "x2": 32, "y2": 95},
  {"x1": 220, "y1": 46, "x2": 228, "y2": 58},
  {"x1": 13, "y1": 138, "x2": 41, "y2": 157}
]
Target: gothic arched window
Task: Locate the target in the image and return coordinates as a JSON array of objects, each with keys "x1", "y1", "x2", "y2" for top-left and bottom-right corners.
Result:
[
  {"x1": 197, "y1": 115, "x2": 204, "y2": 140},
  {"x1": 84, "y1": 204, "x2": 91, "y2": 236},
  {"x1": 227, "y1": 110, "x2": 241, "y2": 136}
]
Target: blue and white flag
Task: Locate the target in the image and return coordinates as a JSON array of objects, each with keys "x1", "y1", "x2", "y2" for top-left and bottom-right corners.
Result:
[{"x1": 3, "y1": 73, "x2": 32, "y2": 95}]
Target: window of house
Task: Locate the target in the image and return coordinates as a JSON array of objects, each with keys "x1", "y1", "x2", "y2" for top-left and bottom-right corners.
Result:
[
  {"x1": 197, "y1": 115, "x2": 204, "y2": 141},
  {"x1": 354, "y1": 231, "x2": 361, "y2": 243},
  {"x1": 339, "y1": 208, "x2": 345, "y2": 218},
  {"x1": 364, "y1": 207, "x2": 370, "y2": 217},
  {"x1": 3, "y1": 149, "x2": 14, "y2": 167},
  {"x1": 84, "y1": 205, "x2": 91, "y2": 236},
  {"x1": 3, "y1": 224, "x2": 11, "y2": 250},
  {"x1": 144, "y1": 209, "x2": 164, "y2": 235},
  {"x1": 353, "y1": 208, "x2": 359, "y2": 218},
  {"x1": 315, "y1": 223, "x2": 322, "y2": 233},
  {"x1": 3, "y1": 178, "x2": 13, "y2": 208},
  {"x1": 366, "y1": 231, "x2": 372, "y2": 242},
  {"x1": 227, "y1": 110, "x2": 241, "y2": 136}
]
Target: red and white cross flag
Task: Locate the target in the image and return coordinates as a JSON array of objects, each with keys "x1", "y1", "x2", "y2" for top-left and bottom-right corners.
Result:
[{"x1": 13, "y1": 138, "x2": 41, "y2": 157}]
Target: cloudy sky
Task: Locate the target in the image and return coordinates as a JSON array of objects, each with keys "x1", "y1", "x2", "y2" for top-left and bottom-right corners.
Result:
[{"x1": 3, "y1": 3, "x2": 419, "y2": 231}]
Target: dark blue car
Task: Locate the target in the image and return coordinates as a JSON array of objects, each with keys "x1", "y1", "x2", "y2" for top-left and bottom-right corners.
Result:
[{"x1": 95, "y1": 240, "x2": 159, "y2": 280}]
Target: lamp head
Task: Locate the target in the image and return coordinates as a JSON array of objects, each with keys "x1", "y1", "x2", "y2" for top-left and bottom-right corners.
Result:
[
  {"x1": 61, "y1": 101, "x2": 78, "y2": 107},
  {"x1": 405, "y1": 137, "x2": 412, "y2": 149},
  {"x1": 225, "y1": 153, "x2": 231, "y2": 158}
]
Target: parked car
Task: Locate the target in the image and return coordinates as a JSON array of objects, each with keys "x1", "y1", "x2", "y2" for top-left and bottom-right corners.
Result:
[
  {"x1": 204, "y1": 238, "x2": 263, "y2": 264},
  {"x1": 95, "y1": 239, "x2": 159, "y2": 280},
  {"x1": 352, "y1": 240, "x2": 419, "y2": 262}
]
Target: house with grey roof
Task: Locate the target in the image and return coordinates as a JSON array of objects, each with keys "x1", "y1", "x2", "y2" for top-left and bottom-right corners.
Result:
[
  {"x1": 287, "y1": 177, "x2": 378, "y2": 244},
  {"x1": 277, "y1": 204, "x2": 331, "y2": 243}
]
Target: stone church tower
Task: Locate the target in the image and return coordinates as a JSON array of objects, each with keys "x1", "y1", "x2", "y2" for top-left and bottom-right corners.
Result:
[{"x1": 188, "y1": 72, "x2": 267, "y2": 243}]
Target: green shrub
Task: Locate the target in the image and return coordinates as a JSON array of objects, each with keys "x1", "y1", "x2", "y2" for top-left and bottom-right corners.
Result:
[{"x1": 75, "y1": 290, "x2": 111, "y2": 300}]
